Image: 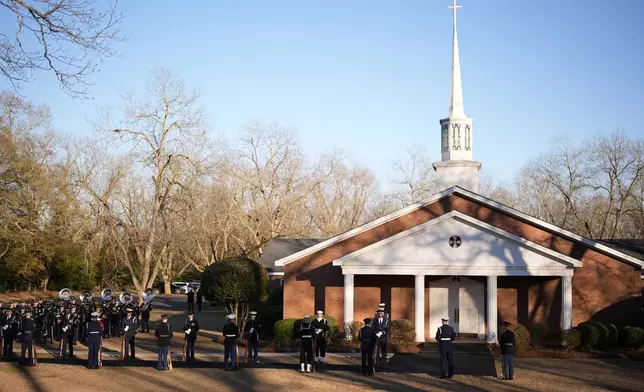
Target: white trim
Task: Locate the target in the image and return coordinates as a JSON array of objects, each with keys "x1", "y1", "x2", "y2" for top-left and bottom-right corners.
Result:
[
  {"x1": 268, "y1": 272, "x2": 284, "y2": 276},
  {"x1": 339, "y1": 265, "x2": 574, "y2": 277},
  {"x1": 332, "y1": 210, "x2": 582, "y2": 268},
  {"x1": 274, "y1": 186, "x2": 644, "y2": 269}
]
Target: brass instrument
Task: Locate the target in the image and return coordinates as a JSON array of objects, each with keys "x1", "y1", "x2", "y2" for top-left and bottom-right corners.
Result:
[
  {"x1": 101, "y1": 288, "x2": 113, "y2": 302},
  {"x1": 142, "y1": 288, "x2": 155, "y2": 303},
  {"x1": 80, "y1": 291, "x2": 93, "y2": 303},
  {"x1": 119, "y1": 291, "x2": 133, "y2": 305},
  {"x1": 59, "y1": 288, "x2": 72, "y2": 301}
]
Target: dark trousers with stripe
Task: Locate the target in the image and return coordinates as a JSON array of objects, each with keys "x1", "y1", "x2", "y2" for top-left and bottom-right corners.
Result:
[
  {"x1": 439, "y1": 342, "x2": 454, "y2": 377},
  {"x1": 300, "y1": 338, "x2": 313, "y2": 364}
]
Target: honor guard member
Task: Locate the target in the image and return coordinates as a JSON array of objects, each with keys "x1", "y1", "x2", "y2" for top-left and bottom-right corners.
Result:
[
  {"x1": 244, "y1": 311, "x2": 260, "y2": 362},
  {"x1": 296, "y1": 314, "x2": 315, "y2": 373},
  {"x1": 371, "y1": 303, "x2": 390, "y2": 326},
  {"x1": 499, "y1": 321, "x2": 516, "y2": 380},
  {"x1": 373, "y1": 309, "x2": 389, "y2": 364},
  {"x1": 311, "y1": 310, "x2": 330, "y2": 363},
  {"x1": 86, "y1": 311, "x2": 103, "y2": 369},
  {"x1": 183, "y1": 311, "x2": 199, "y2": 362},
  {"x1": 2, "y1": 308, "x2": 17, "y2": 358},
  {"x1": 436, "y1": 316, "x2": 456, "y2": 378},
  {"x1": 155, "y1": 314, "x2": 173, "y2": 370},
  {"x1": 121, "y1": 308, "x2": 139, "y2": 360},
  {"x1": 358, "y1": 317, "x2": 375, "y2": 376},
  {"x1": 187, "y1": 289, "x2": 195, "y2": 313},
  {"x1": 60, "y1": 308, "x2": 75, "y2": 359},
  {"x1": 222, "y1": 314, "x2": 240, "y2": 370},
  {"x1": 19, "y1": 311, "x2": 36, "y2": 366},
  {"x1": 196, "y1": 289, "x2": 203, "y2": 312},
  {"x1": 140, "y1": 302, "x2": 151, "y2": 333}
]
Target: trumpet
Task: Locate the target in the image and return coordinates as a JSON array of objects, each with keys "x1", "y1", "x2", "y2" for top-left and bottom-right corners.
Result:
[
  {"x1": 119, "y1": 291, "x2": 133, "y2": 305},
  {"x1": 59, "y1": 288, "x2": 72, "y2": 301},
  {"x1": 101, "y1": 288, "x2": 113, "y2": 302},
  {"x1": 142, "y1": 288, "x2": 155, "y2": 303},
  {"x1": 80, "y1": 291, "x2": 93, "y2": 303}
]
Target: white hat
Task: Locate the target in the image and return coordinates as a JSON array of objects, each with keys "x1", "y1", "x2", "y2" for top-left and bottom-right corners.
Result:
[
  {"x1": 378, "y1": 303, "x2": 385, "y2": 307},
  {"x1": 303, "y1": 314, "x2": 310, "y2": 319},
  {"x1": 227, "y1": 314, "x2": 236, "y2": 320},
  {"x1": 91, "y1": 312, "x2": 99, "y2": 317},
  {"x1": 441, "y1": 316, "x2": 449, "y2": 321},
  {"x1": 126, "y1": 308, "x2": 133, "y2": 312},
  {"x1": 249, "y1": 311, "x2": 257, "y2": 315},
  {"x1": 316, "y1": 310, "x2": 323, "y2": 314}
]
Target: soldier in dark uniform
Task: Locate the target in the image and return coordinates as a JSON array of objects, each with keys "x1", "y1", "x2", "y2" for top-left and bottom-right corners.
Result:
[
  {"x1": 499, "y1": 321, "x2": 516, "y2": 380},
  {"x1": 121, "y1": 308, "x2": 138, "y2": 360},
  {"x1": 296, "y1": 314, "x2": 314, "y2": 373},
  {"x1": 59, "y1": 308, "x2": 74, "y2": 359},
  {"x1": 155, "y1": 314, "x2": 173, "y2": 370},
  {"x1": 86, "y1": 311, "x2": 103, "y2": 369},
  {"x1": 2, "y1": 308, "x2": 17, "y2": 358},
  {"x1": 140, "y1": 302, "x2": 151, "y2": 333},
  {"x1": 372, "y1": 309, "x2": 389, "y2": 364},
  {"x1": 311, "y1": 310, "x2": 329, "y2": 363},
  {"x1": 187, "y1": 289, "x2": 195, "y2": 313},
  {"x1": 19, "y1": 311, "x2": 36, "y2": 366},
  {"x1": 222, "y1": 313, "x2": 239, "y2": 371},
  {"x1": 183, "y1": 311, "x2": 199, "y2": 362},
  {"x1": 244, "y1": 311, "x2": 260, "y2": 362},
  {"x1": 196, "y1": 289, "x2": 203, "y2": 312},
  {"x1": 109, "y1": 302, "x2": 120, "y2": 338},
  {"x1": 436, "y1": 316, "x2": 456, "y2": 378},
  {"x1": 358, "y1": 317, "x2": 375, "y2": 376}
]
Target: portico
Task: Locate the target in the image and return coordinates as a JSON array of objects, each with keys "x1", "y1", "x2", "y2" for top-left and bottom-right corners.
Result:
[{"x1": 332, "y1": 211, "x2": 579, "y2": 343}]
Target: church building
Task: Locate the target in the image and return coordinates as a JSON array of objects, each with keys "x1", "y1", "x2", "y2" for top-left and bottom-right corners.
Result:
[{"x1": 264, "y1": 3, "x2": 644, "y2": 343}]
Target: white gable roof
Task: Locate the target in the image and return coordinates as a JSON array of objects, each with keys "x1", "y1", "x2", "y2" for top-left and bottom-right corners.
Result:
[{"x1": 274, "y1": 186, "x2": 644, "y2": 268}]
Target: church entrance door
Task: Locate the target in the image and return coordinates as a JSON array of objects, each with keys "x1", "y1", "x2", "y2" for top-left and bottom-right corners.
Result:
[{"x1": 429, "y1": 276, "x2": 485, "y2": 338}]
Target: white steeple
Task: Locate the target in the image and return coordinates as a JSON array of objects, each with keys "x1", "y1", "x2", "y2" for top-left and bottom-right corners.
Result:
[{"x1": 433, "y1": 0, "x2": 481, "y2": 193}]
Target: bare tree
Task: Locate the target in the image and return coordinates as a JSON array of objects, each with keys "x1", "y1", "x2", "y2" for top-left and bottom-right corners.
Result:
[
  {"x1": 0, "y1": 0, "x2": 126, "y2": 97},
  {"x1": 388, "y1": 147, "x2": 437, "y2": 208}
]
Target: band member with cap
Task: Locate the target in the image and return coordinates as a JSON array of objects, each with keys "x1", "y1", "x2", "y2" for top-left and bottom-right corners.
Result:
[
  {"x1": 155, "y1": 314, "x2": 173, "y2": 370},
  {"x1": 187, "y1": 289, "x2": 195, "y2": 313},
  {"x1": 121, "y1": 308, "x2": 139, "y2": 360},
  {"x1": 196, "y1": 289, "x2": 203, "y2": 312},
  {"x1": 499, "y1": 321, "x2": 516, "y2": 380},
  {"x1": 435, "y1": 316, "x2": 456, "y2": 378},
  {"x1": 85, "y1": 311, "x2": 103, "y2": 369},
  {"x1": 372, "y1": 309, "x2": 389, "y2": 364},
  {"x1": 2, "y1": 308, "x2": 17, "y2": 359},
  {"x1": 183, "y1": 311, "x2": 199, "y2": 362},
  {"x1": 59, "y1": 308, "x2": 74, "y2": 359},
  {"x1": 140, "y1": 301, "x2": 151, "y2": 333},
  {"x1": 19, "y1": 311, "x2": 36, "y2": 366},
  {"x1": 222, "y1": 313, "x2": 240, "y2": 371},
  {"x1": 244, "y1": 311, "x2": 260, "y2": 363},
  {"x1": 296, "y1": 314, "x2": 315, "y2": 373},
  {"x1": 311, "y1": 310, "x2": 329, "y2": 363},
  {"x1": 358, "y1": 317, "x2": 375, "y2": 376}
]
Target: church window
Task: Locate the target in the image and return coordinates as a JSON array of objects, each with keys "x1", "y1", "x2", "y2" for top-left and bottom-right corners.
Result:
[
  {"x1": 441, "y1": 123, "x2": 449, "y2": 152},
  {"x1": 452, "y1": 124, "x2": 461, "y2": 150},
  {"x1": 465, "y1": 125, "x2": 471, "y2": 151}
]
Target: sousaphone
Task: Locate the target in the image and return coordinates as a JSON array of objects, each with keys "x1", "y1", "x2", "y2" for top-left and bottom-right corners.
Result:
[
  {"x1": 119, "y1": 291, "x2": 133, "y2": 305},
  {"x1": 142, "y1": 288, "x2": 156, "y2": 303},
  {"x1": 80, "y1": 291, "x2": 93, "y2": 303},
  {"x1": 59, "y1": 288, "x2": 72, "y2": 301}
]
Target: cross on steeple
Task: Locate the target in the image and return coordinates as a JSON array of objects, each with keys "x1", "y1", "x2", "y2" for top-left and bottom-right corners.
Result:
[{"x1": 448, "y1": 0, "x2": 462, "y2": 25}]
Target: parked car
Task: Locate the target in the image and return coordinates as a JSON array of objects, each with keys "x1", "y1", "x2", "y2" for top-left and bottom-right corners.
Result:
[{"x1": 171, "y1": 281, "x2": 190, "y2": 294}]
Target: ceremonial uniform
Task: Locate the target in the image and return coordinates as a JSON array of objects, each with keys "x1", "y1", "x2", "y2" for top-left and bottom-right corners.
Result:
[
  {"x1": 372, "y1": 310, "x2": 389, "y2": 363},
  {"x1": 121, "y1": 310, "x2": 138, "y2": 359},
  {"x1": 222, "y1": 314, "x2": 240, "y2": 371},
  {"x1": 244, "y1": 311, "x2": 260, "y2": 362},
  {"x1": 435, "y1": 317, "x2": 456, "y2": 378},
  {"x1": 358, "y1": 318, "x2": 375, "y2": 375},
  {"x1": 187, "y1": 291, "x2": 195, "y2": 313},
  {"x1": 2, "y1": 310, "x2": 17, "y2": 358},
  {"x1": 311, "y1": 310, "x2": 330, "y2": 363},
  {"x1": 59, "y1": 310, "x2": 74, "y2": 359},
  {"x1": 20, "y1": 314, "x2": 36, "y2": 365},
  {"x1": 499, "y1": 321, "x2": 516, "y2": 380},
  {"x1": 155, "y1": 315, "x2": 173, "y2": 370},
  {"x1": 86, "y1": 313, "x2": 103, "y2": 369},
  {"x1": 196, "y1": 289, "x2": 203, "y2": 312},
  {"x1": 183, "y1": 314, "x2": 199, "y2": 362},
  {"x1": 296, "y1": 315, "x2": 314, "y2": 373},
  {"x1": 140, "y1": 303, "x2": 151, "y2": 333}
]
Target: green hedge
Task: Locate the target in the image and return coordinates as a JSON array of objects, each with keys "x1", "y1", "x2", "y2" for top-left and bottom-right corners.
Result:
[
  {"x1": 618, "y1": 326, "x2": 644, "y2": 350},
  {"x1": 561, "y1": 328, "x2": 582, "y2": 350},
  {"x1": 389, "y1": 319, "x2": 416, "y2": 351},
  {"x1": 528, "y1": 323, "x2": 551, "y2": 348},
  {"x1": 513, "y1": 324, "x2": 531, "y2": 350},
  {"x1": 273, "y1": 318, "x2": 298, "y2": 343},
  {"x1": 578, "y1": 322, "x2": 600, "y2": 349}
]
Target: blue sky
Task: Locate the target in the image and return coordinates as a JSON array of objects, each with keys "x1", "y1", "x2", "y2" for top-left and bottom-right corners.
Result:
[{"x1": 4, "y1": 0, "x2": 644, "y2": 187}]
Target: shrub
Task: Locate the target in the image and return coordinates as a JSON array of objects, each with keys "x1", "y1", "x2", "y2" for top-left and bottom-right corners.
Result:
[
  {"x1": 338, "y1": 320, "x2": 364, "y2": 349},
  {"x1": 389, "y1": 319, "x2": 416, "y2": 351},
  {"x1": 578, "y1": 322, "x2": 600, "y2": 349},
  {"x1": 621, "y1": 327, "x2": 644, "y2": 350},
  {"x1": 273, "y1": 318, "x2": 298, "y2": 344},
  {"x1": 528, "y1": 323, "x2": 551, "y2": 348},
  {"x1": 201, "y1": 255, "x2": 269, "y2": 310},
  {"x1": 602, "y1": 323, "x2": 619, "y2": 349},
  {"x1": 561, "y1": 328, "x2": 582, "y2": 350},
  {"x1": 513, "y1": 324, "x2": 531, "y2": 350},
  {"x1": 324, "y1": 315, "x2": 341, "y2": 343}
]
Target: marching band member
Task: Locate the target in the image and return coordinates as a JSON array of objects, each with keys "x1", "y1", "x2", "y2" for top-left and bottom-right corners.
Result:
[
  {"x1": 222, "y1": 313, "x2": 239, "y2": 371},
  {"x1": 121, "y1": 308, "x2": 139, "y2": 360},
  {"x1": 86, "y1": 311, "x2": 103, "y2": 369},
  {"x1": 154, "y1": 314, "x2": 173, "y2": 371},
  {"x1": 183, "y1": 311, "x2": 199, "y2": 362},
  {"x1": 244, "y1": 311, "x2": 260, "y2": 363},
  {"x1": 311, "y1": 310, "x2": 329, "y2": 363},
  {"x1": 140, "y1": 301, "x2": 151, "y2": 333},
  {"x1": 19, "y1": 311, "x2": 36, "y2": 366},
  {"x1": 296, "y1": 314, "x2": 315, "y2": 373}
]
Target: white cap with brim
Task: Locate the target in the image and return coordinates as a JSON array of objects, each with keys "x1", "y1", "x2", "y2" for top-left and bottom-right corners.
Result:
[
  {"x1": 316, "y1": 310, "x2": 323, "y2": 314},
  {"x1": 126, "y1": 308, "x2": 133, "y2": 312},
  {"x1": 249, "y1": 311, "x2": 257, "y2": 315},
  {"x1": 91, "y1": 312, "x2": 99, "y2": 317},
  {"x1": 227, "y1": 314, "x2": 236, "y2": 320},
  {"x1": 303, "y1": 314, "x2": 310, "y2": 319},
  {"x1": 441, "y1": 316, "x2": 449, "y2": 321},
  {"x1": 378, "y1": 303, "x2": 385, "y2": 307}
]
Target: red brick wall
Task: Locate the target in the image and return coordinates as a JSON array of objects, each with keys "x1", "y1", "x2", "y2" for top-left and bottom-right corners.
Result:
[{"x1": 283, "y1": 194, "x2": 643, "y2": 330}]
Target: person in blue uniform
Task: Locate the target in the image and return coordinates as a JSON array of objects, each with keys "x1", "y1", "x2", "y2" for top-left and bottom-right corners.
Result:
[
  {"x1": 222, "y1": 313, "x2": 239, "y2": 371},
  {"x1": 19, "y1": 311, "x2": 36, "y2": 366},
  {"x1": 2, "y1": 308, "x2": 18, "y2": 359},
  {"x1": 121, "y1": 308, "x2": 138, "y2": 360},
  {"x1": 358, "y1": 317, "x2": 375, "y2": 376},
  {"x1": 435, "y1": 316, "x2": 456, "y2": 378},
  {"x1": 296, "y1": 314, "x2": 314, "y2": 373},
  {"x1": 499, "y1": 321, "x2": 516, "y2": 380},
  {"x1": 311, "y1": 310, "x2": 330, "y2": 364},
  {"x1": 85, "y1": 311, "x2": 103, "y2": 369},
  {"x1": 155, "y1": 314, "x2": 173, "y2": 370},
  {"x1": 243, "y1": 311, "x2": 260, "y2": 363},
  {"x1": 183, "y1": 311, "x2": 199, "y2": 362},
  {"x1": 372, "y1": 309, "x2": 389, "y2": 364}
]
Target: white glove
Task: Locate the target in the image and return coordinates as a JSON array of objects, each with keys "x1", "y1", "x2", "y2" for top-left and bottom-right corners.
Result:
[
  {"x1": 249, "y1": 328, "x2": 254, "y2": 333},
  {"x1": 2, "y1": 325, "x2": 7, "y2": 330},
  {"x1": 62, "y1": 326, "x2": 68, "y2": 332},
  {"x1": 376, "y1": 332, "x2": 383, "y2": 337},
  {"x1": 185, "y1": 329, "x2": 191, "y2": 334},
  {"x1": 124, "y1": 326, "x2": 129, "y2": 332},
  {"x1": 316, "y1": 329, "x2": 322, "y2": 334}
]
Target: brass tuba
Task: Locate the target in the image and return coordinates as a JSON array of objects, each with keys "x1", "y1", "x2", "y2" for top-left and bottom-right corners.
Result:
[
  {"x1": 101, "y1": 288, "x2": 113, "y2": 301},
  {"x1": 119, "y1": 291, "x2": 133, "y2": 305},
  {"x1": 80, "y1": 291, "x2": 93, "y2": 303},
  {"x1": 142, "y1": 288, "x2": 155, "y2": 303},
  {"x1": 59, "y1": 288, "x2": 72, "y2": 301}
]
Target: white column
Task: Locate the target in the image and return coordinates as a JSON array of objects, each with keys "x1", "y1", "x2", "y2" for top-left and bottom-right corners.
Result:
[
  {"x1": 344, "y1": 273, "x2": 354, "y2": 338},
  {"x1": 414, "y1": 274, "x2": 425, "y2": 342},
  {"x1": 561, "y1": 275, "x2": 573, "y2": 330},
  {"x1": 486, "y1": 275, "x2": 498, "y2": 344}
]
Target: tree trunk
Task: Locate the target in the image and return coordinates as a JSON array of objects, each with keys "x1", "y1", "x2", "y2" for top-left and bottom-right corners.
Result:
[
  {"x1": 164, "y1": 279, "x2": 172, "y2": 295},
  {"x1": 42, "y1": 276, "x2": 49, "y2": 291}
]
